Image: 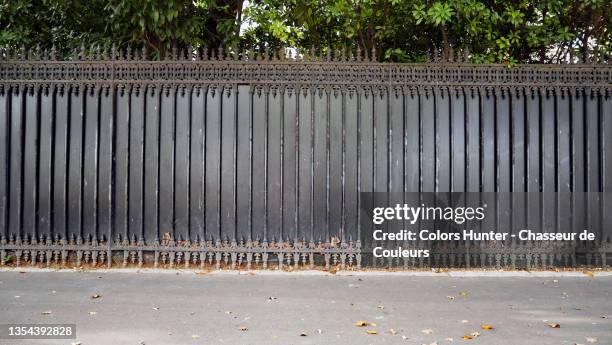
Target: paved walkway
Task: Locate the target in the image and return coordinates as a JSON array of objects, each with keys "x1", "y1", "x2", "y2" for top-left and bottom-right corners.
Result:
[{"x1": 0, "y1": 270, "x2": 610, "y2": 345}]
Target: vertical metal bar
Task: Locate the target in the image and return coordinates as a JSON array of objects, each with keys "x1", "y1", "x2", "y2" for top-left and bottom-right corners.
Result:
[
  {"x1": 586, "y1": 90, "x2": 601, "y2": 239},
  {"x1": 23, "y1": 86, "x2": 39, "y2": 241},
  {"x1": 557, "y1": 89, "x2": 571, "y2": 235},
  {"x1": 236, "y1": 85, "x2": 251, "y2": 242},
  {"x1": 496, "y1": 88, "x2": 511, "y2": 237},
  {"x1": 421, "y1": 88, "x2": 435, "y2": 192},
  {"x1": 542, "y1": 89, "x2": 556, "y2": 235},
  {"x1": 220, "y1": 85, "x2": 237, "y2": 242},
  {"x1": 451, "y1": 87, "x2": 465, "y2": 192},
  {"x1": 329, "y1": 88, "x2": 343, "y2": 241},
  {"x1": 298, "y1": 87, "x2": 312, "y2": 242},
  {"x1": 527, "y1": 88, "x2": 541, "y2": 233},
  {"x1": 344, "y1": 88, "x2": 358, "y2": 243},
  {"x1": 38, "y1": 85, "x2": 54, "y2": 242},
  {"x1": 174, "y1": 86, "x2": 190, "y2": 242},
  {"x1": 266, "y1": 87, "x2": 282, "y2": 242},
  {"x1": 571, "y1": 89, "x2": 586, "y2": 237},
  {"x1": 114, "y1": 86, "x2": 130, "y2": 243},
  {"x1": 359, "y1": 87, "x2": 374, "y2": 251},
  {"x1": 466, "y1": 88, "x2": 480, "y2": 192},
  {"x1": 9, "y1": 86, "x2": 24, "y2": 241},
  {"x1": 281, "y1": 87, "x2": 297, "y2": 242},
  {"x1": 53, "y1": 86, "x2": 69, "y2": 242},
  {"x1": 159, "y1": 85, "x2": 175, "y2": 241},
  {"x1": 98, "y1": 85, "x2": 113, "y2": 244},
  {"x1": 602, "y1": 91, "x2": 612, "y2": 244},
  {"x1": 144, "y1": 86, "x2": 160, "y2": 244},
  {"x1": 68, "y1": 86, "x2": 84, "y2": 242},
  {"x1": 205, "y1": 86, "x2": 221, "y2": 242},
  {"x1": 251, "y1": 86, "x2": 266, "y2": 242},
  {"x1": 436, "y1": 87, "x2": 450, "y2": 192},
  {"x1": 128, "y1": 85, "x2": 145, "y2": 244},
  {"x1": 189, "y1": 86, "x2": 205, "y2": 244},
  {"x1": 313, "y1": 87, "x2": 328, "y2": 242},
  {"x1": 83, "y1": 85, "x2": 99, "y2": 242},
  {"x1": 0, "y1": 86, "x2": 8, "y2": 242},
  {"x1": 511, "y1": 88, "x2": 526, "y2": 234}
]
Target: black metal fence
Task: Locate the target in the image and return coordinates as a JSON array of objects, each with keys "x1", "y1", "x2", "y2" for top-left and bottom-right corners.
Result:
[{"x1": 0, "y1": 48, "x2": 610, "y2": 269}]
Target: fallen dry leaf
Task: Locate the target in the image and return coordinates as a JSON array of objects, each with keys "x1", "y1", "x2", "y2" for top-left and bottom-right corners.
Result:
[
  {"x1": 370, "y1": 323, "x2": 377, "y2": 326},
  {"x1": 91, "y1": 294, "x2": 101, "y2": 299},
  {"x1": 389, "y1": 328, "x2": 397, "y2": 335},
  {"x1": 355, "y1": 321, "x2": 368, "y2": 327},
  {"x1": 601, "y1": 315, "x2": 608, "y2": 319},
  {"x1": 70, "y1": 342, "x2": 82, "y2": 345},
  {"x1": 366, "y1": 329, "x2": 378, "y2": 335},
  {"x1": 238, "y1": 326, "x2": 248, "y2": 331},
  {"x1": 583, "y1": 271, "x2": 595, "y2": 277},
  {"x1": 459, "y1": 290, "x2": 469, "y2": 297},
  {"x1": 152, "y1": 307, "x2": 159, "y2": 311},
  {"x1": 191, "y1": 334, "x2": 200, "y2": 339},
  {"x1": 461, "y1": 320, "x2": 469, "y2": 323},
  {"x1": 445, "y1": 337, "x2": 454, "y2": 341},
  {"x1": 299, "y1": 331, "x2": 307, "y2": 336},
  {"x1": 470, "y1": 332, "x2": 480, "y2": 337},
  {"x1": 547, "y1": 323, "x2": 560, "y2": 328},
  {"x1": 585, "y1": 337, "x2": 597, "y2": 343},
  {"x1": 41, "y1": 310, "x2": 52, "y2": 315},
  {"x1": 481, "y1": 324, "x2": 494, "y2": 330},
  {"x1": 462, "y1": 335, "x2": 474, "y2": 340},
  {"x1": 377, "y1": 305, "x2": 385, "y2": 310},
  {"x1": 447, "y1": 296, "x2": 456, "y2": 301},
  {"x1": 88, "y1": 311, "x2": 97, "y2": 315},
  {"x1": 422, "y1": 329, "x2": 434, "y2": 335}
]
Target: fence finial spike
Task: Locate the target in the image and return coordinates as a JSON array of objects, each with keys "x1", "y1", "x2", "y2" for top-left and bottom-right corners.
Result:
[
  {"x1": 448, "y1": 45, "x2": 454, "y2": 63},
  {"x1": 218, "y1": 45, "x2": 225, "y2": 60},
  {"x1": 142, "y1": 45, "x2": 148, "y2": 61},
  {"x1": 325, "y1": 46, "x2": 331, "y2": 62},
  {"x1": 80, "y1": 43, "x2": 87, "y2": 60},
  {"x1": 171, "y1": 44, "x2": 177, "y2": 61},
  {"x1": 50, "y1": 44, "x2": 57, "y2": 60},
  {"x1": 233, "y1": 44, "x2": 240, "y2": 60},
  {"x1": 202, "y1": 45, "x2": 209, "y2": 60},
  {"x1": 126, "y1": 43, "x2": 132, "y2": 60},
  {"x1": 463, "y1": 48, "x2": 470, "y2": 63},
  {"x1": 20, "y1": 44, "x2": 26, "y2": 60},
  {"x1": 371, "y1": 46, "x2": 377, "y2": 62},
  {"x1": 356, "y1": 45, "x2": 362, "y2": 62}
]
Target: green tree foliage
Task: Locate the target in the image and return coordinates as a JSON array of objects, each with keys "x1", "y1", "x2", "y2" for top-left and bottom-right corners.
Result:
[
  {"x1": 1, "y1": 0, "x2": 243, "y2": 58},
  {"x1": 243, "y1": 0, "x2": 611, "y2": 63},
  {"x1": 1, "y1": 0, "x2": 610, "y2": 62}
]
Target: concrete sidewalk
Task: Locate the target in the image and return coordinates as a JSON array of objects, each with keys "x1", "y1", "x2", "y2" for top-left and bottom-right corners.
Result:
[{"x1": 0, "y1": 271, "x2": 610, "y2": 345}]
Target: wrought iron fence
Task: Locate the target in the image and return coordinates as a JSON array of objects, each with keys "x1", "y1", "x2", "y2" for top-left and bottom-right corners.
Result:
[{"x1": 0, "y1": 47, "x2": 610, "y2": 269}]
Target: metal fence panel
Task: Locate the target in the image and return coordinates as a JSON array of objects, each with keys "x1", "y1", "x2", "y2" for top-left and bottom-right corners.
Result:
[{"x1": 0, "y1": 51, "x2": 611, "y2": 269}]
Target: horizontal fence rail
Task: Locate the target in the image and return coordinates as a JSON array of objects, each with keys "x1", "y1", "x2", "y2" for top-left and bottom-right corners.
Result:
[{"x1": 0, "y1": 51, "x2": 611, "y2": 269}]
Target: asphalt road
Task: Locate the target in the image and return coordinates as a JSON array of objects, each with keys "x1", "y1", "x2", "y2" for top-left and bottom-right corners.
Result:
[{"x1": 0, "y1": 271, "x2": 611, "y2": 345}]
